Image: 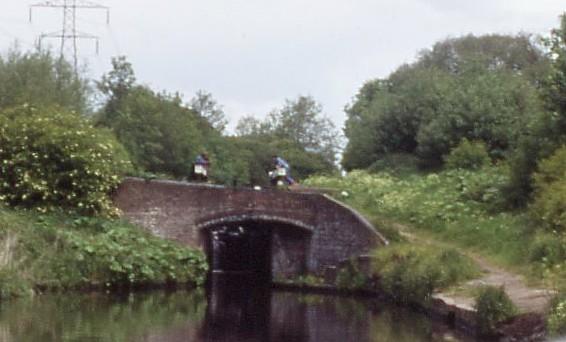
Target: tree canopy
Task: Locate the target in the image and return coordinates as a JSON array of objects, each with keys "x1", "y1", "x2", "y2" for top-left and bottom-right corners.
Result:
[
  {"x1": 342, "y1": 34, "x2": 548, "y2": 171},
  {"x1": 0, "y1": 47, "x2": 90, "y2": 113}
]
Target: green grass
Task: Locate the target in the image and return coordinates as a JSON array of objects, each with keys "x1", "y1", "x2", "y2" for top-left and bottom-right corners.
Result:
[
  {"x1": 0, "y1": 206, "x2": 208, "y2": 298},
  {"x1": 305, "y1": 167, "x2": 549, "y2": 282}
]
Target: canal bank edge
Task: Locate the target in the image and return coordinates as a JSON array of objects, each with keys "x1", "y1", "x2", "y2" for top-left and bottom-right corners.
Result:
[{"x1": 273, "y1": 268, "x2": 547, "y2": 342}]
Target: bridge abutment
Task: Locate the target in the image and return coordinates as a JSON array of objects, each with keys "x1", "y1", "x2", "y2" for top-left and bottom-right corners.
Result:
[{"x1": 114, "y1": 178, "x2": 388, "y2": 278}]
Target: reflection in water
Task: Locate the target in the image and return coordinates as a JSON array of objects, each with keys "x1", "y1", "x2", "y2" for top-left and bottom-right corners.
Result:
[
  {"x1": 0, "y1": 277, "x2": 477, "y2": 341},
  {"x1": 203, "y1": 274, "x2": 271, "y2": 341}
]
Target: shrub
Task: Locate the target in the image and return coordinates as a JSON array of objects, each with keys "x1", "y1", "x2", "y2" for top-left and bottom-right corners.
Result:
[
  {"x1": 528, "y1": 232, "x2": 566, "y2": 266},
  {"x1": 0, "y1": 269, "x2": 32, "y2": 299},
  {"x1": 458, "y1": 164, "x2": 509, "y2": 210},
  {"x1": 530, "y1": 146, "x2": 566, "y2": 233},
  {"x1": 336, "y1": 260, "x2": 369, "y2": 290},
  {"x1": 0, "y1": 105, "x2": 132, "y2": 215},
  {"x1": 22, "y1": 215, "x2": 208, "y2": 288},
  {"x1": 372, "y1": 244, "x2": 479, "y2": 304},
  {"x1": 444, "y1": 139, "x2": 491, "y2": 170},
  {"x1": 474, "y1": 285, "x2": 517, "y2": 335},
  {"x1": 548, "y1": 292, "x2": 566, "y2": 335}
]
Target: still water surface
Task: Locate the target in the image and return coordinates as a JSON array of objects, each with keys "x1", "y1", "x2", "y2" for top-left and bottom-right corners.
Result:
[{"x1": 0, "y1": 276, "x2": 477, "y2": 342}]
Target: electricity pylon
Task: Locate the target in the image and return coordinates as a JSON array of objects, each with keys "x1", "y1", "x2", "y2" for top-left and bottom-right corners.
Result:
[{"x1": 30, "y1": 0, "x2": 110, "y2": 72}]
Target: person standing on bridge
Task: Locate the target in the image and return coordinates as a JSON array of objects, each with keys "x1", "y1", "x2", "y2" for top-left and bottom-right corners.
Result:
[
  {"x1": 192, "y1": 152, "x2": 210, "y2": 181},
  {"x1": 271, "y1": 155, "x2": 295, "y2": 185}
]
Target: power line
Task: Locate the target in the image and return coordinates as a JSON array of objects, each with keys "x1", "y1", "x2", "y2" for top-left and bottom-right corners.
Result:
[{"x1": 29, "y1": 0, "x2": 110, "y2": 72}]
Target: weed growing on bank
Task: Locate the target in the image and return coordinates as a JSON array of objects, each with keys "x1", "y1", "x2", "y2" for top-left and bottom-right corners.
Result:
[
  {"x1": 371, "y1": 244, "x2": 479, "y2": 304},
  {"x1": 548, "y1": 292, "x2": 566, "y2": 335},
  {"x1": 0, "y1": 206, "x2": 207, "y2": 297},
  {"x1": 474, "y1": 286, "x2": 517, "y2": 335}
]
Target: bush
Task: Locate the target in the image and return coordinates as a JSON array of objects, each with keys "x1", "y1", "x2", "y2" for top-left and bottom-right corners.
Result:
[
  {"x1": 445, "y1": 139, "x2": 491, "y2": 170},
  {"x1": 336, "y1": 260, "x2": 369, "y2": 290},
  {"x1": 474, "y1": 285, "x2": 517, "y2": 335},
  {"x1": 528, "y1": 232, "x2": 566, "y2": 266},
  {"x1": 530, "y1": 146, "x2": 566, "y2": 233},
  {"x1": 0, "y1": 105, "x2": 132, "y2": 215},
  {"x1": 548, "y1": 292, "x2": 566, "y2": 335},
  {"x1": 0, "y1": 269, "x2": 32, "y2": 299},
  {"x1": 11, "y1": 212, "x2": 209, "y2": 289},
  {"x1": 372, "y1": 244, "x2": 479, "y2": 304}
]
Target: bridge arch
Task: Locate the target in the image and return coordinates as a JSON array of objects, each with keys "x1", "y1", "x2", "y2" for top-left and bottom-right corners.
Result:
[
  {"x1": 113, "y1": 178, "x2": 388, "y2": 279},
  {"x1": 196, "y1": 214, "x2": 314, "y2": 279},
  {"x1": 195, "y1": 212, "x2": 316, "y2": 233}
]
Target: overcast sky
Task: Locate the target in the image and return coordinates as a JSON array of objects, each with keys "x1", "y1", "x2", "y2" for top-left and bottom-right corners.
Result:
[{"x1": 0, "y1": 1, "x2": 564, "y2": 132}]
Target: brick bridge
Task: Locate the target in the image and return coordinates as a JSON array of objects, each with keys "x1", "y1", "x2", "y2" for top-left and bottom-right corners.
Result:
[{"x1": 114, "y1": 178, "x2": 388, "y2": 279}]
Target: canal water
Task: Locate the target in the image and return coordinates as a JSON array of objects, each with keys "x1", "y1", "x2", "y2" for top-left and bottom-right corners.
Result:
[{"x1": 0, "y1": 275, "x2": 478, "y2": 342}]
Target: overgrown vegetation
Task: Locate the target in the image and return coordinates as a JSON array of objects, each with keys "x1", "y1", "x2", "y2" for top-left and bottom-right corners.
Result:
[
  {"x1": 305, "y1": 17, "x2": 566, "y2": 309},
  {"x1": 0, "y1": 105, "x2": 131, "y2": 216},
  {"x1": 474, "y1": 286, "x2": 518, "y2": 335},
  {"x1": 548, "y1": 292, "x2": 566, "y2": 335},
  {"x1": 305, "y1": 169, "x2": 533, "y2": 274},
  {"x1": 336, "y1": 260, "x2": 370, "y2": 290},
  {"x1": 444, "y1": 139, "x2": 491, "y2": 170},
  {"x1": 371, "y1": 244, "x2": 479, "y2": 304},
  {"x1": 342, "y1": 34, "x2": 547, "y2": 171},
  {"x1": 0, "y1": 206, "x2": 207, "y2": 297}
]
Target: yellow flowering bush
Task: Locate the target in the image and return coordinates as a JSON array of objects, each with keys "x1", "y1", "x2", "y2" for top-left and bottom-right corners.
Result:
[{"x1": 0, "y1": 105, "x2": 132, "y2": 215}]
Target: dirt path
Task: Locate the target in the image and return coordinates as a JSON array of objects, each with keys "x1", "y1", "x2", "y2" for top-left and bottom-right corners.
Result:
[{"x1": 396, "y1": 226, "x2": 554, "y2": 314}]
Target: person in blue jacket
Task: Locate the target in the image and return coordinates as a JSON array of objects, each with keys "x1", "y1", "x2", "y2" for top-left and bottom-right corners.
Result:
[{"x1": 272, "y1": 155, "x2": 295, "y2": 185}]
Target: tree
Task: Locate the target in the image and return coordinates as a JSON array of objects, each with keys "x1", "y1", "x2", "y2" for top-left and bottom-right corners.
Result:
[
  {"x1": 268, "y1": 95, "x2": 340, "y2": 165},
  {"x1": 232, "y1": 96, "x2": 339, "y2": 184},
  {"x1": 235, "y1": 115, "x2": 270, "y2": 136},
  {"x1": 506, "y1": 13, "x2": 566, "y2": 206},
  {"x1": 0, "y1": 46, "x2": 90, "y2": 113},
  {"x1": 95, "y1": 58, "x2": 214, "y2": 178},
  {"x1": 189, "y1": 90, "x2": 228, "y2": 133},
  {"x1": 96, "y1": 56, "x2": 136, "y2": 125},
  {"x1": 342, "y1": 33, "x2": 548, "y2": 171}
]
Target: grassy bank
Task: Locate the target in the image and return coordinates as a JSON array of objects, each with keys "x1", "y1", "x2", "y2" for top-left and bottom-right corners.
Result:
[
  {"x1": 305, "y1": 167, "x2": 549, "y2": 282},
  {"x1": 0, "y1": 206, "x2": 207, "y2": 298}
]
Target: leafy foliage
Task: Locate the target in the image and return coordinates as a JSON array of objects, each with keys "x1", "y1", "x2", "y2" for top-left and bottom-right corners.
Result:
[
  {"x1": 305, "y1": 167, "x2": 529, "y2": 266},
  {"x1": 336, "y1": 260, "x2": 369, "y2": 290},
  {"x1": 267, "y1": 95, "x2": 340, "y2": 165},
  {"x1": 189, "y1": 90, "x2": 228, "y2": 133},
  {"x1": 372, "y1": 244, "x2": 478, "y2": 304},
  {"x1": 0, "y1": 206, "x2": 207, "y2": 293},
  {"x1": 0, "y1": 269, "x2": 31, "y2": 299},
  {"x1": 342, "y1": 34, "x2": 546, "y2": 170},
  {"x1": 96, "y1": 58, "x2": 213, "y2": 178},
  {"x1": 0, "y1": 47, "x2": 90, "y2": 113},
  {"x1": 33, "y1": 218, "x2": 208, "y2": 288},
  {"x1": 444, "y1": 139, "x2": 491, "y2": 170},
  {"x1": 506, "y1": 14, "x2": 566, "y2": 206},
  {"x1": 236, "y1": 95, "x2": 341, "y2": 168},
  {"x1": 530, "y1": 146, "x2": 566, "y2": 233},
  {"x1": 474, "y1": 286, "x2": 517, "y2": 335},
  {"x1": 0, "y1": 105, "x2": 131, "y2": 215},
  {"x1": 548, "y1": 292, "x2": 566, "y2": 335}
]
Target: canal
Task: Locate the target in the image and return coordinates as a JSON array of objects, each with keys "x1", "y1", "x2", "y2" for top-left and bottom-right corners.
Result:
[{"x1": 0, "y1": 275, "x2": 477, "y2": 342}]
